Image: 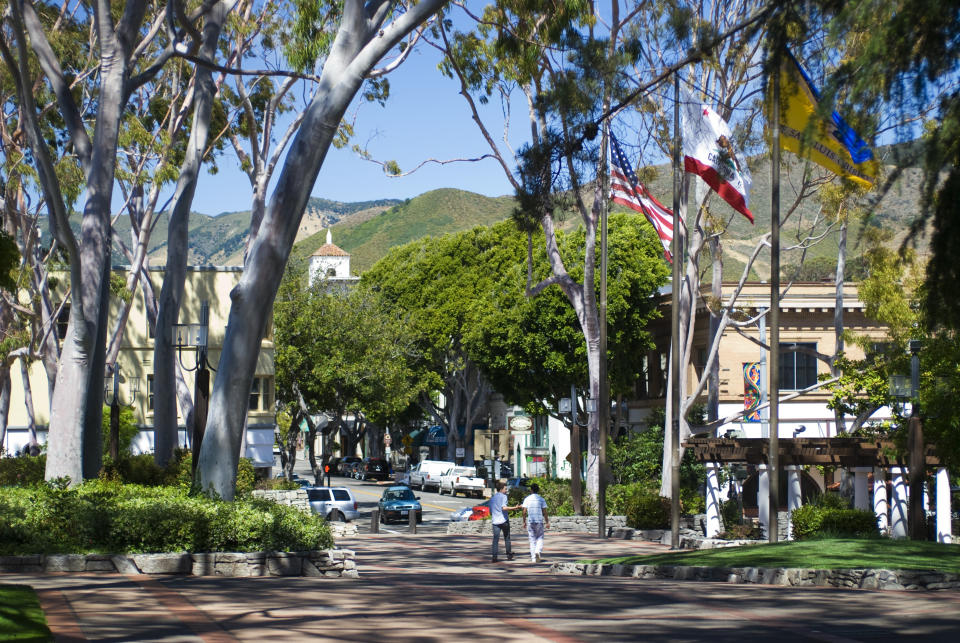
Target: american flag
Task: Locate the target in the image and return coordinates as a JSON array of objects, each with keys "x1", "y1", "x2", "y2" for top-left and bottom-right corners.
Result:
[{"x1": 609, "y1": 133, "x2": 674, "y2": 262}]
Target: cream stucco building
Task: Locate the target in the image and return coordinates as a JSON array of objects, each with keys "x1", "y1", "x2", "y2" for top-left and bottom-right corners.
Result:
[{"x1": 4, "y1": 266, "x2": 276, "y2": 470}]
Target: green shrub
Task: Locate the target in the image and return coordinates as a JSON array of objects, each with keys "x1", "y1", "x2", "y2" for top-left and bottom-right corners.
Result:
[
  {"x1": 720, "y1": 498, "x2": 742, "y2": 529},
  {"x1": 680, "y1": 487, "x2": 705, "y2": 515},
  {"x1": 814, "y1": 492, "x2": 852, "y2": 510},
  {"x1": 0, "y1": 454, "x2": 45, "y2": 486},
  {"x1": 0, "y1": 481, "x2": 333, "y2": 555},
  {"x1": 605, "y1": 482, "x2": 651, "y2": 515},
  {"x1": 792, "y1": 503, "x2": 879, "y2": 540},
  {"x1": 626, "y1": 490, "x2": 671, "y2": 529}
]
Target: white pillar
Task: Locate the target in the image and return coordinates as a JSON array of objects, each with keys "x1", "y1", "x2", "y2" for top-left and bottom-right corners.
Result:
[
  {"x1": 890, "y1": 467, "x2": 909, "y2": 539},
  {"x1": 786, "y1": 465, "x2": 802, "y2": 540},
  {"x1": 873, "y1": 467, "x2": 889, "y2": 535},
  {"x1": 936, "y1": 468, "x2": 953, "y2": 544},
  {"x1": 758, "y1": 465, "x2": 770, "y2": 539},
  {"x1": 853, "y1": 467, "x2": 871, "y2": 511},
  {"x1": 705, "y1": 463, "x2": 722, "y2": 538}
]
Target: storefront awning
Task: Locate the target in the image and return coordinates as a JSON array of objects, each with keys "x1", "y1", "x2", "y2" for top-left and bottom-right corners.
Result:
[{"x1": 423, "y1": 425, "x2": 447, "y2": 446}]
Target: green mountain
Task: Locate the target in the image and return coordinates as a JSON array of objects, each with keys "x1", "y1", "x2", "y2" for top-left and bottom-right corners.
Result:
[
  {"x1": 100, "y1": 142, "x2": 924, "y2": 280},
  {"x1": 108, "y1": 196, "x2": 401, "y2": 266},
  {"x1": 292, "y1": 188, "x2": 517, "y2": 272}
]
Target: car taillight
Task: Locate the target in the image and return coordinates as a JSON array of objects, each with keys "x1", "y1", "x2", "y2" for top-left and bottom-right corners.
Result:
[
  {"x1": 456, "y1": 477, "x2": 461, "y2": 483},
  {"x1": 353, "y1": 501, "x2": 358, "y2": 510}
]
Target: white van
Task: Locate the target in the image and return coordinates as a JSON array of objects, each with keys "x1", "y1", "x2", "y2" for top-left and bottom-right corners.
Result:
[{"x1": 409, "y1": 459, "x2": 455, "y2": 492}]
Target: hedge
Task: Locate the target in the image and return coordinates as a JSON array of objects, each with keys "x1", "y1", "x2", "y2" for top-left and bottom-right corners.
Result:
[{"x1": 0, "y1": 480, "x2": 333, "y2": 555}]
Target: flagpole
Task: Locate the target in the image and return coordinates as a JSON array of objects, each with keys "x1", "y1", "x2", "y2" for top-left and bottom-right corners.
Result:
[
  {"x1": 769, "y1": 51, "x2": 782, "y2": 544},
  {"x1": 670, "y1": 73, "x2": 682, "y2": 550},
  {"x1": 599, "y1": 120, "x2": 609, "y2": 540}
]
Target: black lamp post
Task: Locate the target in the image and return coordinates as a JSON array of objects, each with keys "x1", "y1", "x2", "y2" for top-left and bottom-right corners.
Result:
[
  {"x1": 173, "y1": 303, "x2": 211, "y2": 476},
  {"x1": 104, "y1": 369, "x2": 139, "y2": 461}
]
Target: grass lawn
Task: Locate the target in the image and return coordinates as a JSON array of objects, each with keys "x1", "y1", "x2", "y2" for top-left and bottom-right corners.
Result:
[
  {"x1": 0, "y1": 584, "x2": 52, "y2": 642},
  {"x1": 583, "y1": 538, "x2": 960, "y2": 573}
]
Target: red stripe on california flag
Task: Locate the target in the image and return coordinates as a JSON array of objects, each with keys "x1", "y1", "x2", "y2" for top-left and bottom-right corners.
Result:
[{"x1": 683, "y1": 157, "x2": 754, "y2": 223}]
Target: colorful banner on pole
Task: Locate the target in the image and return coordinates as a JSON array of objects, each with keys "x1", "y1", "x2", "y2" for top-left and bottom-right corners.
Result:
[{"x1": 743, "y1": 362, "x2": 762, "y2": 422}]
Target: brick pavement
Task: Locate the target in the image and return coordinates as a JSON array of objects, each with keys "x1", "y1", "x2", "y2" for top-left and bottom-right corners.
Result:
[{"x1": 4, "y1": 532, "x2": 960, "y2": 642}]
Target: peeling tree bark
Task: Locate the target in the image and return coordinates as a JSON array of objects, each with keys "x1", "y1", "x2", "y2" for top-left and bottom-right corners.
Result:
[{"x1": 196, "y1": 0, "x2": 448, "y2": 500}]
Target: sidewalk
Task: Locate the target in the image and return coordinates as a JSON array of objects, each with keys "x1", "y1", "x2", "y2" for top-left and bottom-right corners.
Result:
[{"x1": 5, "y1": 532, "x2": 960, "y2": 642}]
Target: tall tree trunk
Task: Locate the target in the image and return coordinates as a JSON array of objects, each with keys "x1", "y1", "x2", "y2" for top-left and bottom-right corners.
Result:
[
  {"x1": 39, "y1": 1, "x2": 151, "y2": 484},
  {"x1": 19, "y1": 359, "x2": 39, "y2": 449},
  {"x1": 708, "y1": 235, "x2": 723, "y2": 425},
  {"x1": 833, "y1": 221, "x2": 847, "y2": 432},
  {"x1": 154, "y1": 2, "x2": 231, "y2": 467},
  {"x1": 196, "y1": 0, "x2": 449, "y2": 500},
  {"x1": 0, "y1": 365, "x2": 9, "y2": 453}
]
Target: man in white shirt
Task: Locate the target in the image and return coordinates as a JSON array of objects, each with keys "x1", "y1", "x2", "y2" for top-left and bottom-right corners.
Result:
[
  {"x1": 489, "y1": 480, "x2": 517, "y2": 562},
  {"x1": 521, "y1": 483, "x2": 550, "y2": 563}
]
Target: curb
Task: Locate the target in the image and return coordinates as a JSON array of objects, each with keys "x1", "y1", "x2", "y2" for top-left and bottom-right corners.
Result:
[{"x1": 550, "y1": 561, "x2": 960, "y2": 591}]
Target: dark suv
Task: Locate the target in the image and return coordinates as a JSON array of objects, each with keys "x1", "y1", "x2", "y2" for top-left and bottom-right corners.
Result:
[{"x1": 357, "y1": 457, "x2": 391, "y2": 481}]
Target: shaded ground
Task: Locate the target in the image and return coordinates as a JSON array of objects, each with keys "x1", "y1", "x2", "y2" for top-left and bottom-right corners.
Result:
[{"x1": 3, "y1": 531, "x2": 960, "y2": 642}]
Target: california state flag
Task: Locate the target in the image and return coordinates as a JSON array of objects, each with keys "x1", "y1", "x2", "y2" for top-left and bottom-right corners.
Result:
[{"x1": 681, "y1": 100, "x2": 754, "y2": 223}]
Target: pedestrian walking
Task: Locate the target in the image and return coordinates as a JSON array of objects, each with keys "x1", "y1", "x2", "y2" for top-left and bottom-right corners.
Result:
[
  {"x1": 489, "y1": 480, "x2": 518, "y2": 562},
  {"x1": 521, "y1": 483, "x2": 549, "y2": 563}
]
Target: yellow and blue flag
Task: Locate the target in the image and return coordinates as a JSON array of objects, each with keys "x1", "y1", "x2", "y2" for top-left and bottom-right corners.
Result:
[{"x1": 777, "y1": 52, "x2": 878, "y2": 187}]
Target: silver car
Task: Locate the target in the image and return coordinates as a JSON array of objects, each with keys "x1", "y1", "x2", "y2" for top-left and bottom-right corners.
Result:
[{"x1": 306, "y1": 486, "x2": 360, "y2": 522}]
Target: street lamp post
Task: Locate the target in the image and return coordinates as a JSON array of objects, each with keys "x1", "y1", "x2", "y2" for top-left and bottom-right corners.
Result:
[
  {"x1": 104, "y1": 369, "x2": 139, "y2": 461},
  {"x1": 173, "y1": 302, "x2": 211, "y2": 477}
]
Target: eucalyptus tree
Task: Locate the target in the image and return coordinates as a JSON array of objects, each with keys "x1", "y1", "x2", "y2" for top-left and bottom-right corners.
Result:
[
  {"x1": 2, "y1": 1, "x2": 240, "y2": 483},
  {"x1": 0, "y1": 0, "x2": 89, "y2": 450},
  {"x1": 468, "y1": 216, "x2": 668, "y2": 417},
  {"x1": 196, "y1": 0, "x2": 448, "y2": 500},
  {"x1": 152, "y1": 0, "x2": 235, "y2": 467},
  {"x1": 432, "y1": 0, "x2": 694, "y2": 499}
]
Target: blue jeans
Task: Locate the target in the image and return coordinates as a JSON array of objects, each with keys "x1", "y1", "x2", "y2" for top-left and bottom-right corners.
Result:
[{"x1": 492, "y1": 521, "x2": 512, "y2": 557}]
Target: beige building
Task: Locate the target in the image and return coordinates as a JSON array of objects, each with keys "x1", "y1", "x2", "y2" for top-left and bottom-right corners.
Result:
[
  {"x1": 629, "y1": 281, "x2": 889, "y2": 438},
  {"x1": 4, "y1": 266, "x2": 276, "y2": 469}
]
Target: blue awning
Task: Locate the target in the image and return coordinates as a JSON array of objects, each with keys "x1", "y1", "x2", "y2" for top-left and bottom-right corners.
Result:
[{"x1": 423, "y1": 425, "x2": 447, "y2": 446}]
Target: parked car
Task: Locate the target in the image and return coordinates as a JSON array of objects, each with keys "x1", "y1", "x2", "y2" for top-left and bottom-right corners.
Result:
[
  {"x1": 439, "y1": 466, "x2": 485, "y2": 498},
  {"x1": 377, "y1": 485, "x2": 423, "y2": 523},
  {"x1": 306, "y1": 486, "x2": 359, "y2": 522},
  {"x1": 506, "y1": 477, "x2": 531, "y2": 493},
  {"x1": 450, "y1": 498, "x2": 492, "y2": 522},
  {"x1": 356, "y1": 457, "x2": 391, "y2": 481},
  {"x1": 338, "y1": 457, "x2": 362, "y2": 476},
  {"x1": 409, "y1": 459, "x2": 455, "y2": 492}
]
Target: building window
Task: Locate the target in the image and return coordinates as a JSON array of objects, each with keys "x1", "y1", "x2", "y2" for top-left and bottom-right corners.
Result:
[
  {"x1": 147, "y1": 375, "x2": 154, "y2": 411},
  {"x1": 249, "y1": 376, "x2": 273, "y2": 411},
  {"x1": 779, "y1": 342, "x2": 818, "y2": 390},
  {"x1": 249, "y1": 378, "x2": 261, "y2": 410}
]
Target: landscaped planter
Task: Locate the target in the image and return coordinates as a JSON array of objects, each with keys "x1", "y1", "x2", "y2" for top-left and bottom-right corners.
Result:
[{"x1": 0, "y1": 549, "x2": 358, "y2": 578}]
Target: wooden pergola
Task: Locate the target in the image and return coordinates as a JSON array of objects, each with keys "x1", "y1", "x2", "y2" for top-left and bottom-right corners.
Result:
[{"x1": 684, "y1": 437, "x2": 942, "y2": 468}]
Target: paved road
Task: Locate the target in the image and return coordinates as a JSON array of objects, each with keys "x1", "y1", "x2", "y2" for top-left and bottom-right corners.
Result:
[
  {"x1": 287, "y1": 460, "x2": 482, "y2": 535},
  {"x1": 7, "y1": 530, "x2": 960, "y2": 642}
]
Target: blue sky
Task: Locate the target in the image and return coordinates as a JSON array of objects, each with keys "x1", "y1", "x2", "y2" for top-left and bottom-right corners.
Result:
[{"x1": 190, "y1": 43, "x2": 521, "y2": 216}]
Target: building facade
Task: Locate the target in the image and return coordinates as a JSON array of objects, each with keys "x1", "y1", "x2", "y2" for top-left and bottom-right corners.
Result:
[{"x1": 4, "y1": 266, "x2": 276, "y2": 471}]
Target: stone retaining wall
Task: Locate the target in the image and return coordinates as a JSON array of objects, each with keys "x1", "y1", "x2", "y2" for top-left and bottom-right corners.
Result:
[
  {"x1": 551, "y1": 560, "x2": 960, "y2": 591},
  {"x1": 0, "y1": 549, "x2": 358, "y2": 578},
  {"x1": 447, "y1": 515, "x2": 628, "y2": 535}
]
